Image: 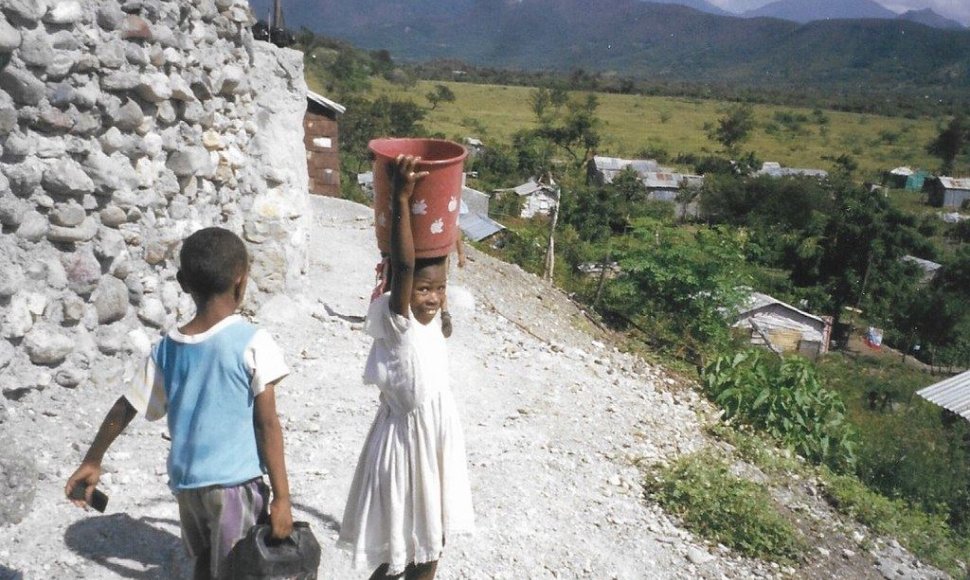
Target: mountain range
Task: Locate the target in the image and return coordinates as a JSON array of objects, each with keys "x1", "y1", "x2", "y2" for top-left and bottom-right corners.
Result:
[{"x1": 250, "y1": 0, "x2": 970, "y2": 92}]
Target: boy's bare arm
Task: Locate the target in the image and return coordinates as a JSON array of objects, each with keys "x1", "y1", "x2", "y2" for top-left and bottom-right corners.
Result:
[
  {"x1": 389, "y1": 155, "x2": 427, "y2": 317},
  {"x1": 64, "y1": 396, "x2": 137, "y2": 506},
  {"x1": 254, "y1": 381, "x2": 293, "y2": 540}
]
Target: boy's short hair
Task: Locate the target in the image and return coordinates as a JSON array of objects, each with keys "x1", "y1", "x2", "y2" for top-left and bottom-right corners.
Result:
[{"x1": 178, "y1": 227, "x2": 249, "y2": 299}]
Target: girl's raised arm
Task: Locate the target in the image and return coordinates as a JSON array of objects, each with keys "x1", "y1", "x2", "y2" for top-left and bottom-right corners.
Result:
[{"x1": 388, "y1": 155, "x2": 427, "y2": 318}]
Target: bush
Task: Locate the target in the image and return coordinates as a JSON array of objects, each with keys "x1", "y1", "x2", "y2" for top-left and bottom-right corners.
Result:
[
  {"x1": 702, "y1": 351, "x2": 858, "y2": 470},
  {"x1": 820, "y1": 468, "x2": 969, "y2": 577},
  {"x1": 645, "y1": 451, "x2": 804, "y2": 562}
]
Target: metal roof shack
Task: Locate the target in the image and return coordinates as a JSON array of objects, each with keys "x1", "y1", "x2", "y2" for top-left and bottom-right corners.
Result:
[
  {"x1": 460, "y1": 212, "x2": 505, "y2": 242},
  {"x1": 756, "y1": 161, "x2": 828, "y2": 179},
  {"x1": 459, "y1": 182, "x2": 505, "y2": 242},
  {"x1": 732, "y1": 292, "x2": 832, "y2": 358},
  {"x1": 640, "y1": 171, "x2": 703, "y2": 196},
  {"x1": 918, "y1": 370, "x2": 970, "y2": 422},
  {"x1": 589, "y1": 156, "x2": 663, "y2": 185},
  {"x1": 925, "y1": 176, "x2": 970, "y2": 208},
  {"x1": 885, "y1": 166, "x2": 929, "y2": 191},
  {"x1": 901, "y1": 255, "x2": 942, "y2": 283},
  {"x1": 497, "y1": 179, "x2": 559, "y2": 219}
]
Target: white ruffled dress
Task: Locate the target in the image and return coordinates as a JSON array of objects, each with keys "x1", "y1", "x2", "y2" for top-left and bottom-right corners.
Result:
[{"x1": 338, "y1": 294, "x2": 475, "y2": 574}]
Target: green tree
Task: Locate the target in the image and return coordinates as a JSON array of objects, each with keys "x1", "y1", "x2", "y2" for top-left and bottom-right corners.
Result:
[
  {"x1": 708, "y1": 104, "x2": 755, "y2": 156},
  {"x1": 603, "y1": 221, "x2": 751, "y2": 361},
  {"x1": 338, "y1": 96, "x2": 427, "y2": 172},
  {"x1": 927, "y1": 115, "x2": 967, "y2": 175},
  {"x1": 425, "y1": 84, "x2": 456, "y2": 111}
]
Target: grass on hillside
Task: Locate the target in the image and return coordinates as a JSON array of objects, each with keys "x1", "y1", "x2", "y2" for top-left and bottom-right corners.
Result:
[
  {"x1": 369, "y1": 79, "x2": 947, "y2": 181},
  {"x1": 707, "y1": 423, "x2": 970, "y2": 577}
]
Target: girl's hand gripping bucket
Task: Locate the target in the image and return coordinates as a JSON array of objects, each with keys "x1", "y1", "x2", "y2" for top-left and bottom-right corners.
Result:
[{"x1": 369, "y1": 138, "x2": 468, "y2": 258}]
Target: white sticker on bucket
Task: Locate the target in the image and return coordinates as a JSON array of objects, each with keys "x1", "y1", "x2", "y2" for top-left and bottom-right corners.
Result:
[
  {"x1": 448, "y1": 197, "x2": 457, "y2": 212},
  {"x1": 412, "y1": 199, "x2": 428, "y2": 215},
  {"x1": 430, "y1": 218, "x2": 444, "y2": 234}
]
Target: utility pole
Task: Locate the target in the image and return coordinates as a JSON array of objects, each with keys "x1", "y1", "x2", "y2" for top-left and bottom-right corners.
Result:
[
  {"x1": 270, "y1": 0, "x2": 284, "y2": 45},
  {"x1": 543, "y1": 182, "x2": 561, "y2": 282}
]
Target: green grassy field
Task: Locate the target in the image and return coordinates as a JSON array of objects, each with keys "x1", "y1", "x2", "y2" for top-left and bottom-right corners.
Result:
[{"x1": 368, "y1": 79, "x2": 944, "y2": 181}]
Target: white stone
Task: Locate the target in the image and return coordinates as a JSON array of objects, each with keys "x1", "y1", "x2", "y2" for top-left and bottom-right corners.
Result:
[
  {"x1": 0, "y1": 263, "x2": 24, "y2": 297},
  {"x1": 168, "y1": 73, "x2": 194, "y2": 101},
  {"x1": 137, "y1": 72, "x2": 172, "y2": 102},
  {"x1": 2, "y1": 293, "x2": 38, "y2": 338},
  {"x1": 139, "y1": 132, "x2": 164, "y2": 158},
  {"x1": 137, "y1": 298, "x2": 166, "y2": 328},
  {"x1": 23, "y1": 326, "x2": 74, "y2": 365},
  {"x1": 125, "y1": 328, "x2": 152, "y2": 357},
  {"x1": 93, "y1": 275, "x2": 129, "y2": 324},
  {"x1": 0, "y1": 14, "x2": 21, "y2": 52},
  {"x1": 44, "y1": 1, "x2": 83, "y2": 24}
]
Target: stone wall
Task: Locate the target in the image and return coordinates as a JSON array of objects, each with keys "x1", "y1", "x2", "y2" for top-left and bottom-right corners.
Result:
[{"x1": 0, "y1": 0, "x2": 309, "y2": 401}]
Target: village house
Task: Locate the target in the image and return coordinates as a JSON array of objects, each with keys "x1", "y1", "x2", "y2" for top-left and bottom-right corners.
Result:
[
  {"x1": 588, "y1": 155, "x2": 663, "y2": 185},
  {"x1": 497, "y1": 179, "x2": 559, "y2": 219},
  {"x1": 304, "y1": 90, "x2": 345, "y2": 196},
  {"x1": 756, "y1": 161, "x2": 828, "y2": 179},
  {"x1": 925, "y1": 176, "x2": 970, "y2": 208},
  {"x1": 885, "y1": 166, "x2": 929, "y2": 191},
  {"x1": 640, "y1": 171, "x2": 704, "y2": 202},
  {"x1": 463, "y1": 137, "x2": 486, "y2": 157},
  {"x1": 588, "y1": 156, "x2": 702, "y2": 216},
  {"x1": 918, "y1": 370, "x2": 970, "y2": 423},
  {"x1": 357, "y1": 171, "x2": 374, "y2": 196},
  {"x1": 460, "y1": 179, "x2": 505, "y2": 242},
  {"x1": 732, "y1": 292, "x2": 832, "y2": 359},
  {"x1": 901, "y1": 255, "x2": 942, "y2": 284}
]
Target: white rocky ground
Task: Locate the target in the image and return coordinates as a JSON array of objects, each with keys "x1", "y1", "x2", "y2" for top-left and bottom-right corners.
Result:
[{"x1": 0, "y1": 196, "x2": 949, "y2": 579}]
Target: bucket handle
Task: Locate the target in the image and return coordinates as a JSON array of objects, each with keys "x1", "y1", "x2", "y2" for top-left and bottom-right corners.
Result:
[{"x1": 257, "y1": 521, "x2": 311, "y2": 548}]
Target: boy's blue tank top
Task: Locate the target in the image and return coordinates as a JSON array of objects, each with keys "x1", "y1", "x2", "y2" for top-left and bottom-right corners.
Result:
[{"x1": 153, "y1": 319, "x2": 263, "y2": 491}]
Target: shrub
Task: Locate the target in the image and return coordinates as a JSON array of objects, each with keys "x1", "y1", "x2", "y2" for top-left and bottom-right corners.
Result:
[
  {"x1": 820, "y1": 468, "x2": 969, "y2": 577},
  {"x1": 645, "y1": 451, "x2": 804, "y2": 562},
  {"x1": 702, "y1": 351, "x2": 858, "y2": 470}
]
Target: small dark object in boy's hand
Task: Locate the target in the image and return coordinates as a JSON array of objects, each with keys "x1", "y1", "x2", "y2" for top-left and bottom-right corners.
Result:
[
  {"x1": 70, "y1": 482, "x2": 109, "y2": 512},
  {"x1": 441, "y1": 311, "x2": 453, "y2": 338}
]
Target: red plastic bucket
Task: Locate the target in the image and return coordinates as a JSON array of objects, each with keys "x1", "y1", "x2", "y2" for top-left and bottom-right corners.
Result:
[{"x1": 369, "y1": 138, "x2": 468, "y2": 258}]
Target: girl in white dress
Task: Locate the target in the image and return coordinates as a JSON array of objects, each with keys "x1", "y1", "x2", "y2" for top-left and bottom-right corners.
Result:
[{"x1": 339, "y1": 155, "x2": 475, "y2": 579}]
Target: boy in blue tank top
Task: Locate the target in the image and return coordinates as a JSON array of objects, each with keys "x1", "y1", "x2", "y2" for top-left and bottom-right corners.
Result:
[{"x1": 65, "y1": 227, "x2": 294, "y2": 579}]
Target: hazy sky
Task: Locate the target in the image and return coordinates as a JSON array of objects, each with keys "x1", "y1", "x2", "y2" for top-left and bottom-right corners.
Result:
[{"x1": 707, "y1": 0, "x2": 970, "y2": 25}]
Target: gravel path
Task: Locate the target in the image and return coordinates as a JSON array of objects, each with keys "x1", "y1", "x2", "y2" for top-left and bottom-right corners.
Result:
[{"x1": 0, "y1": 196, "x2": 940, "y2": 579}]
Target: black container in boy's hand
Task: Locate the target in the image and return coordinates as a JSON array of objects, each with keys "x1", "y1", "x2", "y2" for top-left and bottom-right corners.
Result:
[{"x1": 225, "y1": 521, "x2": 321, "y2": 579}]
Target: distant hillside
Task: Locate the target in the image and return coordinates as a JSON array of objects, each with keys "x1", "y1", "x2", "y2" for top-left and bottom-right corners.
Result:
[
  {"x1": 641, "y1": 0, "x2": 732, "y2": 17},
  {"x1": 248, "y1": 0, "x2": 970, "y2": 94},
  {"x1": 897, "y1": 8, "x2": 965, "y2": 30},
  {"x1": 743, "y1": 0, "x2": 897, "y2": 23}
]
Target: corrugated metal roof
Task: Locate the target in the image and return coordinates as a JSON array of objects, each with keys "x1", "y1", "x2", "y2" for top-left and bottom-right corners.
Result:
[
  {"x1": 757, "y1": 162, "x2": 828, "y2": 179},
  {"x1": 901, "y1": 255, "x2": 942, "y2": 274},
  {"x1": 737, "y1": 291, "x2": 825, "y2": 325},
  {"x1": 937, "y1": 176, "x2": 970, "y2": 190},
  {"x1": 640, "y1": 172, "x2": 703, "y2": 190},
  {"x1": 593, "y1": 156, "x2": 663, "y2": 184},
  {"x1": 460, "y1": 212, "x2": 504, "y2": 242},
  {"x1": 307, "y1": 90, "x2": 346, "y2": 114},
  {"x1": 510, "y1": 179, "x2": 557, "y2": 197},
  {"x1": 889, "y1": 166, "x2": 914, "y2": 176},
  {"x1": 917, "y1": 370, "x2": 970, "y2": 421}
]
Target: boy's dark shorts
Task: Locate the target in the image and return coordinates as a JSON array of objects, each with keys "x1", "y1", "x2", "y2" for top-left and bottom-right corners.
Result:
[{"x1": 176, "y1": 477, "x2": 269, "y2": 579}]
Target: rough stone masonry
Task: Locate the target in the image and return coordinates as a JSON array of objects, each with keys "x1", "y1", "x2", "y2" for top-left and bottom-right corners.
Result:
[{"x1": 0, "y1": 0, "x2": 310, "y2": 523}]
